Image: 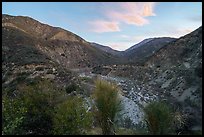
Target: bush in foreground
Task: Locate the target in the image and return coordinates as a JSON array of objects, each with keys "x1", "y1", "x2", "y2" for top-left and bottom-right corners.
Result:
[
  {"x1": 17, "y1": 79, "x2": 64, "y2": 135},
  {"x1": 93, "y1": 79, "x2": 122, "y2": 135},
  {"x1": 2, "y1": 96, "x2": 27, "y2": 135},
  {"x1": 52, "y1": 96, "x2": 93, "y2": 135},
  {"x1": 143, "y1": 101, "x2": 174, "y2": 135}
]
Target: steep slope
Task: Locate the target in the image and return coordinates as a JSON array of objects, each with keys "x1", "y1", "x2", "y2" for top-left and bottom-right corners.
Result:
[
  {"x1": 146, "y1": 26, "x2": 202, "y2": 129},
  {"x1": 2, "y1": 14, "x2": 86, "y2": 42},
  {"x1": 123, "y1": 37, "x2": 176, "y2": 64},
  {"x1": 2, "y1": 24, "x2": 77, "y2": 93},
  {"x1": 2, "y1": 14, "x2": 121, "y2": 69},
  {"x1": 110, "y1": 26, "x2": 202, "y2": 130},
  {"x1": 2, "y1": 14, "x2": 122, "y2": 95},
  {"x1": 146, "y1": 27, "x2": 202, "y2": 69}
]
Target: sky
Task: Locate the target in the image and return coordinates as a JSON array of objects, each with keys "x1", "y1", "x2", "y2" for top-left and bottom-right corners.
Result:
[{"x1": 2, "y1": 2, "x2": 202, "y2": 51}]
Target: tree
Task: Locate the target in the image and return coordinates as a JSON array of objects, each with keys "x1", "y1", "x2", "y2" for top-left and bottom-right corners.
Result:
[
  {"x1": 143, "y1": 101, "x2": 174, "y2": 135},
  {"x1": 93, "y1": 79, "x2": 122, "y2": 135},
  {"x1": 52, "y1": 96, "x2": 93, "y2": 135}
]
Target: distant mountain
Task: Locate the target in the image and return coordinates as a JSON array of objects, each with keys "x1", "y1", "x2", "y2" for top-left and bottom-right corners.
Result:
[
  {"x1": 123, "y1": 37, "x2": 176, "y2": 64},
  {"x1": 90, "y1": 42, "x2": 121, "y2": 56},
  {"x1": 125, "y1": 38, "x2": 154, "y2": 52},
  {"x1": 91, "y1": 38, "x2": 176, "y2": 65}
]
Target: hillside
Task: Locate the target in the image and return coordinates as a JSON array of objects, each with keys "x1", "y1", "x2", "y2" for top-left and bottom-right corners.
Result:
[
  {"x1": 2, "y1": 14, "x2": 121, "y2": 69},
  {"x1": 2, "y1": 14, "x2": 125, "y2": 91},
  {"x1": 110, "y1": 26, "x2": 202, "y2": 131},
  {"x1": 123, "y1": 37, "x2": 176, "y2": 64},
  {"x1": 90, "y1": 37, "x2": 176, "y2": 65}
]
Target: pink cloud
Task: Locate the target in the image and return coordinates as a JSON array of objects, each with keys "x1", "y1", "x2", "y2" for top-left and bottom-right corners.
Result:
[
  {"x1": 142, "y1": 3, "x2": 156, "y2": 16},
  {"x1": 89, "y1": 2, "x2": 156, "y2": 33},
  {"x1": 108, "y1": 11, "x2": 149, "y2": 26},
  {"x1": 118, "y1": 2, "x2": 156, "y2": 17},
  {"x1": 107, "y1": 2, "x2": 156, "y2": 26},
  {"x1": 89, "y1": 20, "x2": 120, "y2": 33}
]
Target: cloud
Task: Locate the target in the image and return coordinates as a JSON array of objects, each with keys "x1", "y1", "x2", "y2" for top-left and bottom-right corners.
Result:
[
  {"x1": 90, "y1": 2, "x2": 156, "y2": 33},
  {"x1": 106, "y1": 2, "x2": 156, "y2": 26},
  {"x1": 108, "y1": 11, "x2": 149, "y2": 26},
  {"x1": 89, "y1": 20, "x2": 120, "y2": 33},
  {"x1": 142, "y1": 3, "x2": 156, "y2": 16}
]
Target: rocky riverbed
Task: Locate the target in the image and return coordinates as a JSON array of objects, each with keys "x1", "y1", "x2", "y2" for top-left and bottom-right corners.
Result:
[{"x1": 78, "y1": 71, "x2": 158, "y2": 127}]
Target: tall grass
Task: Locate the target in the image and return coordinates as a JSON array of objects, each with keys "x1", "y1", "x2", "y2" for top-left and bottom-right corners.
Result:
[
  {"x1": 143, "y1": 101, "x2": 174, "y2": 135},
  {"x1": 93, "y1": 79, "x2": 122, "y2": 135}
]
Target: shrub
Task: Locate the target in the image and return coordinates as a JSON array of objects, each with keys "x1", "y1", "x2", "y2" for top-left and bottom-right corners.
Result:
[
  {"x1": 92, "y1": 79, "x2": 122, "y2": 135},
  {"x1": 17, "y1": 79, "x2": 64, "y2": 135},
  {"x1": 52, "y1": 96, "x2": 93, "y2": 135},
  {"x1": 65, "y1": 83, "x2": 79, "y2": 94},
  {"x1": 143, "y1": 101, "x2": 174, "y2": 135},
  {"x1": 2, "y1": 96, "x2": 27, "y2": 135}
]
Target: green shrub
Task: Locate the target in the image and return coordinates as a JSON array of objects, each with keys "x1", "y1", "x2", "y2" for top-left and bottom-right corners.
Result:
[
  {"x1": 93, "y1": 79, "x2": 122, "y2": 135},
  {"x1": 52, "y1": 96, "x2": 93, "y2": 135},
  {"x1": 65, "y1": 83, "x2": 79, "y2": 94},
  {"x1": 143, "y1": 101, "x2": 174, "y2": 135},
  {"x1": 17, "y1": 79, "x2": 64, "y2": 135},
  {"x1": 2, "y1": 96, "x2": 27, "y2": 135}
]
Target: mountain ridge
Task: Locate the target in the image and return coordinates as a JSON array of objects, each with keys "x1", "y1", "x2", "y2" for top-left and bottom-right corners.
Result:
[{"x1": 2, "y1": 14, "x2": 123, "y2": 69}]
